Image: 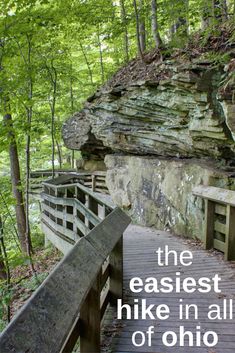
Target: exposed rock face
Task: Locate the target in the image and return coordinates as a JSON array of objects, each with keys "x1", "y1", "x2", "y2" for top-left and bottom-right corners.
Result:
[
  {"x1": 62, "y1": 112, "x2": 112, "y2": 160},
  {"x1": 62, "y1": 58, "x2": 235, "y2": 239},
  {"x1": 105, "y1": 155, "x2": 235, "y2": 238},
  {"x1": 62, "y1": 61, "x2": 235, "y2": 163}
]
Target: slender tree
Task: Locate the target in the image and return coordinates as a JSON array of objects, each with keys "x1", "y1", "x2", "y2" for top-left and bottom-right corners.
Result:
[
  {"x1": 0, "y1": 218, "x2": 7, "y2": 281},
  {"x1": 212, "y1": 0, "x2": 228, "y2": 21},
  {"x1": 16, "y1": 33, "x2": 34, "y2": 255},
  {"x1": 133, "y1": 0, "x2": 144, "y2": 59},
  {"x1": 201, "y1": 1, "x2": 212, "y2": 29},
  {"x1": 0, "y1": 190, "x2": 21, "y2": 252},
  {"x1": 139, "y1": 0, "x2": 146, "y2": 53},
  {"x1": 3, "y1": 112, "x2": 27, "y2": 254},
  {"x1": 120, "y1": 0, "x2": 129, "y2": 62},
  {"x1": 0, "y1": 247, "x2": 6, "y2": 281},
  {"x1": 97, "y1": 25, "x2": 105, "y2": 84},
  {"x1": 79, "y1": 41, "x2": 94, "y2": 86},
  {"x1": 175, "y1": 0, "x2": 188, "y2": 38},
  {"x1": 0, "y1": 216, "x2": 11, "y2": 322},
  {"x1": 46, "y1": 61, "x2": 58, "y2": 178},
  {"x1": 151, "y1": 0, "x2": 162, "y2": 48}
]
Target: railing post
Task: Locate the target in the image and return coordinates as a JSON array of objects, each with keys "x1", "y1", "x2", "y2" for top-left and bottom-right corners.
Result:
[
  {"x1": 86, "y1": 195, "x2": 99, "y2": 229},
  {"x1": 225, "y1": 205, "x2": 235, "y2": 261},
  {"x1": 204, "y1": 199, "x2": 215, "y2": 250},
  {"x1": 109, "y1": 235, "x2": 123, "y2": 306},
  {"x1": 80, "y1": 271, "x2": 101, "y2": 353},
  {"x1": 63, "y1": 190, "x2": 67, "y2": 231},
  {"x1": 91, "y1": 174, "x2": 96, "y2": 192}
]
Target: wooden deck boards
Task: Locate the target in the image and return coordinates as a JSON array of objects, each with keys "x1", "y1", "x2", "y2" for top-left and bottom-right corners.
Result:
[{"x1": 104, "y1": 224, "x2": 235, "y2": 353}]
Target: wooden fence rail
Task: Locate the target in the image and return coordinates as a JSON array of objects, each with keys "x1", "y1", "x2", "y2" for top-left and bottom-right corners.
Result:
[
  {"x1": 193, "y1": 185, "x2": 235, "y2": 261},
  {"x1": 0, "y1": 177, "x2": 130, "y2": 353},
  {"x1": 29, "y1": 170, "x2": 108, "y2": 196},
  {"x1": 41, "y1": 174, "x2": 114, "y2": 254}
]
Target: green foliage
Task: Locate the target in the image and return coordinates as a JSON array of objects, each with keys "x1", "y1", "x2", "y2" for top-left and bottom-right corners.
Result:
[
  {"x1": 204, "y1": 51, "x2": 232, "y2": 66},
  {"x1": 0, "y1": 285, "x2": 12, "y2": 315},
  {"x1": 21, "y1": 272, "x2": 48, "y2": 291},
  {"x1": 0, "y1": 0, "x2": 234, "y2": 332},
  {"x1": 0, "y1": 284, "x2": 12, "y2": 329}
]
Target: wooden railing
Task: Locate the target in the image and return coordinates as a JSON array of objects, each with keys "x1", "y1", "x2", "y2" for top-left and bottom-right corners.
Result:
[
  {"x1": 29, "y1": 170, "x2": 108, "y2": 196},
  {"x1": 193, "y1": 185, "x2": 235, "y2": 261},
  {"x1": 41, "y1": 175, "x2": 113, "y2": 254},
  {"x1": 0, "y1": 177, "x2": 130, "y2": 353},
  {"x1": 29, "y1": 169, "x2": 76, "y2": 195},
  {"x1": 83, "y1": 171, "x2": 108, "y2": 194}
]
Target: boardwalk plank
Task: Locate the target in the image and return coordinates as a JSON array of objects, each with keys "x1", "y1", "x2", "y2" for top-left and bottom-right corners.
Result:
[{"x1": 104, "y1": 225, "x2": 235, "y2": 353}]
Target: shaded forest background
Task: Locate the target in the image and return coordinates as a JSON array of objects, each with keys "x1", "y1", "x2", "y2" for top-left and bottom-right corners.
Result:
[{"x1": 0, "y1": 0, "x2": 235, "y2": 330}]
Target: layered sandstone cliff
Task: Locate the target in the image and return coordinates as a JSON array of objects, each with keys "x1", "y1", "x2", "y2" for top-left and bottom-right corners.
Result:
[
  {"x1": 62, "y1": 54, "x2": 235, "y2": 238},
  {"x1": 63, "y1": 59, "x2": 235, "y2": 164}
]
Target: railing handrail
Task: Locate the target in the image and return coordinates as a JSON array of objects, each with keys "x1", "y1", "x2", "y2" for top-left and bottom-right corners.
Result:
[
  {"x1": 193, "y1": 185, "x2": 235, "y2": 207},
  {"x1": 193, "y1": 185, "x2": 235, "y2": 261},
  {"x1": 0, "y1": 207, "x2": 130, "y2": 353},
  {"x1": 29, "y1": 170, "x2": 109, "y2": 195},
  {"x1": 30, "y1": 170, "x2": 106, "y2": 177},
  {"x1": 30, "y1": 169, "x2": 77, "y2": 175},
  {"x1": 42, "y1": 180, "x2": 114, "y2": 209}
]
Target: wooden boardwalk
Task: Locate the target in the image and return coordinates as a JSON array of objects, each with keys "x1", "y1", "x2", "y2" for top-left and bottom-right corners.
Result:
[{"x1": 103, "y1": 224, "x2": 235, "y2": 353}]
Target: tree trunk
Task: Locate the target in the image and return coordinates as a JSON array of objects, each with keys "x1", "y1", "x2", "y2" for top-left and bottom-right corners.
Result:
[
  {"x1": 47, "y1": 63, "x2": 57, "y2": 179},
  {"x1": 25, "y1": 34, "x2": 33, "y2": 255},
  {"x1": 70, "y1": 74, "x2": 74, "y2": 113},
  {"x1": 220, "y1": 0, "x2": 228, "y2": 20},
  {"x1": 97, "y1": 26, "x2": 105, "y2": 84},
  {"x1": 0, "y1": 190, "x2": 20, "y2": 251},
  {"x1": 151, "y1": 0, "x2": 162, "y2": 48},
  {"x1": 133, "y1": 0, "x2": 144, "y2": 59},
  {"x1": 0, "y1": 245, "x2": 6, "y2": 281},
  {"x1": 174, "y1": 0, "x2": 188, "y2": 38},
  {"x1": 223, "y1": 0, "x2": 228, "y2": 19},
  {"x1": 139, "y1": 0, "x2": 146, "y2": 53},
  {"x1": 0, "y1": 217, "x2": 7, "y2": 281},
  {"x1": 71, "y1": 150, "x2": 75, "y2": 169},
  {"x1": 56, "y1": 139, "x2": 62, "y2": 169},
  {"x1": 51, "y1": 101, "x2": 55, "y2": 179},
  {"x1": 0, "y1": 216, "x2": 11, "y2": 322},
  {"x1": 79, "y1": 41, "x2": 94, "y2": 86},
  {"x1": 25, "y1": 123, "x2": 33, "y2": 254},
  {"x1": 3, "y1": 114, "x2": 27, "y2": 254},
  {"x1": 212, "y1": 0, "x2": 228, "y2": 21},
  {"x1": 0, "y1": 217, "x2": 7, "y2": 282},
  {"x1": 201, "y1": 1, "x2": 212, "y2": 29},
  {"x1": 120, "y1": 0, "x2": 129, "y2": 62}
]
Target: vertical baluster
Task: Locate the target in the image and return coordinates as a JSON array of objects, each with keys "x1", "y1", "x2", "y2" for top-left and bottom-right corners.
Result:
[
  {"x1": 74, "y1": 188, "x2": 86, "y2": 236},
  {"x1": 204, "y1": 199, "x2": 215, "y2": 250},
  {"x1": 71, "y1": 186, "x2": 75, "y2": 239},
  {"x1": 80, "y1": 271, "x2": 101, "y2": 353},
  {"x1": 225, "y1": 205, "x2": 235, "y2": 261},
  {"x1": 63, "y1": 189, "x2": 67, "y2": 232},
  {"x1": 109, "y1": 235, "x2": 123, "y2": 306},
  {"x1": 91, "y1": 174, "x2": 96, "y2": 192},
  {"x1": 87, "y1": 195, "x2": 98, "y2": 229},
  {"x1": 85, "y1": 194, "x2": 89, "y2": 228},
  {"x1": 54, "y1": 187, "x2": 60, "y2": 232},
  {"x1": 74, "y1": 187, "x2": 78, "y2": 236},
  {"x1": 43, "y1": 185, "x2": 50, "y2": 246}
]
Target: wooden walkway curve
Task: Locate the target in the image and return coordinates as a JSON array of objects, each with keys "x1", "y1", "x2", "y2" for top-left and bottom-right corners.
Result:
[
  {"x1": 104, "y1": 224, "x2": 235, "y2": 353},
  {"x1": 2, "y1": 172, "x2": 235, "y2": 353}
]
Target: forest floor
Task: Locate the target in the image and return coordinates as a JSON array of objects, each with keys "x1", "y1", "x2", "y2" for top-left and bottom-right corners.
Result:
[
  {"x1": 1, "y1": 245, "x2": 62, "y2": 329},
  {"x1": 103, "y1": 23, "x2": 235, "y2": 90}
]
